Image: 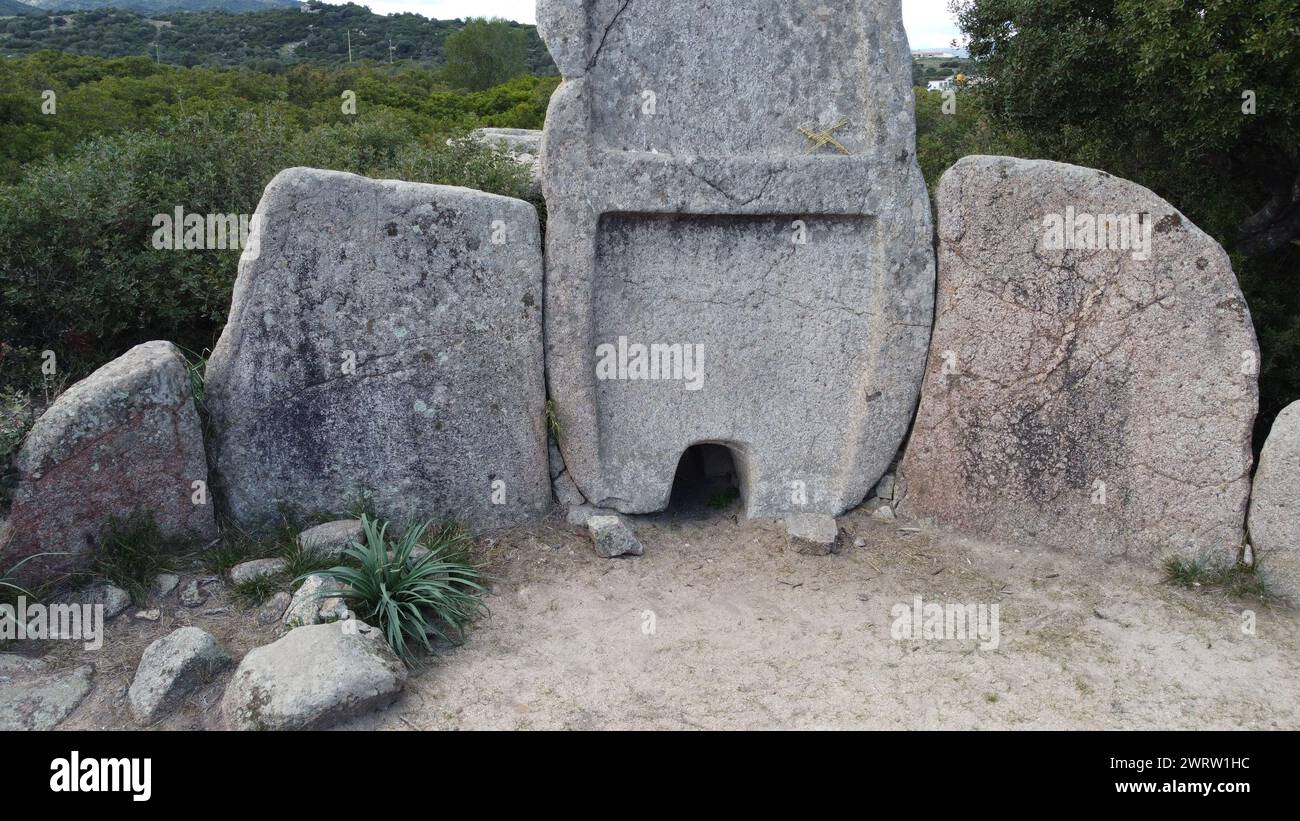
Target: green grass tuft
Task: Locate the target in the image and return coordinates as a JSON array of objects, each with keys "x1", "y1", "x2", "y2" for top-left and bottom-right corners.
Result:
[
  {"x1": 545, "y1": 398, "x2": 562, "y2": 440},
  {"x1": 87, "y1": 511, "x2": 176, "y2": 604},
  {"x1": 211, "y1": 514, "x2": 339, "y2": 605},
  {"x1": 1163, "y1": 552, "x2": 1283, "y2": 604}
]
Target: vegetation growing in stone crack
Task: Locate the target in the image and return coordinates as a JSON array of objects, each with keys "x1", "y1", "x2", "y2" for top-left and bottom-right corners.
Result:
[
  {"x1": 545, "y1": 398, "x2": 562, "y2": 439},
  {"x1": 308, "y1": 515, "x2": 487, "y2": 667}
]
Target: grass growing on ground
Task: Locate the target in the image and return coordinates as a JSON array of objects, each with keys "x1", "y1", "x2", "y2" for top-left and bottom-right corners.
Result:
[
  {"x1": 210, "y1": 515, "x2": 340, "y2": 605},
  {"x1": 87, "y1": 512, "x2": 178, "y2": 604},
  {"x1": 311, "y1": 515, "x2": 487, "y2": 666},
  {"x1": 1163, "y1": 552, "x2": 1284, "y2": 604}
]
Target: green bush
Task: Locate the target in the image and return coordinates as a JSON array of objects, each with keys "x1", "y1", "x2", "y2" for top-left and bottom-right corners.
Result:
[
  {"x1": 442, "y1": 18, "x2": 528, "y2": 92},
  {"x1": 0, "y1": 109, "x2": 292, "y2": 389},
  {"x1": 0, "y1": 387, "x2": 34, "y2": 508},
  {"x1": 0, "y1": 85, "x2": 543, "y2": 399},
  {"x1": 311, "y1": 515, "x2": 486, "y2": 666}
]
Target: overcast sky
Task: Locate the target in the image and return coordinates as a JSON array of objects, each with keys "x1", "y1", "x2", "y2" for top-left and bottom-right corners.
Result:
[{"x1": 357, "y1": 0, "x2": 963, "y2": 50}]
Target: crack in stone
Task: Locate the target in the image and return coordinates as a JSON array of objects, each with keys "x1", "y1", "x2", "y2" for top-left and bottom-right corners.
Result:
[{"x1": 587, "y1": 0, "x2": 631, "y2": 71}]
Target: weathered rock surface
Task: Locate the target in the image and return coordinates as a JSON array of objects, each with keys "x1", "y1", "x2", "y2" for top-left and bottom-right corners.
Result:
[
  {"x1": 53, "y1": 584, "x2": 131, "y2": 620},
  {"x1": 281, "y1": 573, "x2": 348, "y2": 631},
  {"x1": 872, "y1": 473, "x2": 896, "y2": 501},
  {"x1": 0, "y1": 341, "x2": 216, "y2": 586},
  {"x1": 586, "y1": 514, "x2": 644, "y2": 558},
  {"x1": 0, "y1": 654, "x2": 93, "y2": 731},
  {"x1": 221, "y1": 620, "x2": 406, "y2": 730},
  {"x1": 257, "y1": 591, "x2": 292, "y2": 626},
  {"x1": 153, "y1": 573, "x2": 180, "y2": 598},
  {"x1": 205, "y1": 168, "x2": 550, "y2": 534},
  {"x1": 179, "y1": 579, "x2": 207, "y2": 608},
  {"x1": 552, "y1": 471, "x2": 585, "y2": 507},
  {"x1": 785, "y1": 514, "x2": 841, "y2": 556},
  {"x1": 128, "y1": 627, "x2": 231, "y2": 725},
  {"x1": 1249, "y1": 400, "x2": 1300, "y2": 553},
  {"x1": 899, "y1": 156, "x2": 1258, "y2": 558},
  {"x1": 229, "y1": 558, "x2": 286, "y2": 585},
  {"x1": 469, "y1": 127, "x2": 542, "y2": 196},
  {"x1": 297, "y1": 520, "x2": 363, "y2": 560},
  {"x1": 539, "y1": 0, "x2": 934, "y2": 519},
  {"x1": 565, "y1": 503, "x2": 604, "y2": 527},
  {"x1": 549, "y1": 436, "x2": 586, "y2": 506}
]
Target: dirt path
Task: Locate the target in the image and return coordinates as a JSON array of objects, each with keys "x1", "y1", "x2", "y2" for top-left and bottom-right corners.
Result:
[
  {"x1": 359, "y1": 507, "x2": 1300, "y2": 731},
  {"x1": 45, "y1": 506, "x2": 1300, "y2": 731}
]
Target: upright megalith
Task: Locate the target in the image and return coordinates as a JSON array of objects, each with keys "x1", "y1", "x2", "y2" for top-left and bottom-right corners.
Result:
[
  {"x1": 205, "y1": 168, "x2": 550, "y2": 533},
  {"x1": 899, "y1": 156, "x2": 1258, "y2": 558},
  {"x1": 539, "y1": 0, "x2": 935, "y2": 518},
  {"x1": 1248, "y1": 401, "x2": 1300, "y2": 555},
  {"x1": 0, "y1": 341, "x2": 217, "y2": 586}
]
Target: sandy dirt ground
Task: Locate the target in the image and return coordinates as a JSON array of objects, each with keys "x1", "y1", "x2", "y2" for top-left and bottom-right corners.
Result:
[{"x1": 34, "y1": 503, "x2": 1300, "y2": 731}]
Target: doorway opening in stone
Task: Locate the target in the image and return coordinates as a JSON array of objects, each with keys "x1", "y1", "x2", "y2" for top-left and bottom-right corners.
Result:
[{"x1": 667, "y1": 443, "x2": 743, "y2": 516}]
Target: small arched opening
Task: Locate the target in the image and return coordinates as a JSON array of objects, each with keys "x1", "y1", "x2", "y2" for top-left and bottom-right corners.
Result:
[{"x1": 667, "y1": 443, "x2": 743, "y2": 514}]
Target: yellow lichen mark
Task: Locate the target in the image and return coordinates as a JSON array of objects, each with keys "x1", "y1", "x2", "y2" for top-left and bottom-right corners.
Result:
[{"x1": 798, "y1": 118, "x2": 850, "y2": 155}]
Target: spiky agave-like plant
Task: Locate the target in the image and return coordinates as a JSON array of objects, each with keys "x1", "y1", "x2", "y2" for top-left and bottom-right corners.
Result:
[{"x1": 313, "y1": 515, "x2": 486, "y2": 666}]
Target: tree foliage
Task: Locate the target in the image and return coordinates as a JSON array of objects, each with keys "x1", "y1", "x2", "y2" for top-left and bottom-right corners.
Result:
[
  {"x1": 441, "y1": 18, "x2": 529, "y2": 92},
  {"x1": 955, "y1": 0, "x2": 1300, "y2": 254},
  {"x1": 951, "y1": 0, "x2": 1300, "y2": 442},
  {"x1": 0, "y1": 4, "x2": 557, "y2": 75},
  {"x1": 0, "y1": 54, "x2": 547, "y2": 399}
]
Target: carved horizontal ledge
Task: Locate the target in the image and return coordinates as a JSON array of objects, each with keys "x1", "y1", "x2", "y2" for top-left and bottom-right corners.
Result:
[{"x1": 542, "y1": 156, "x2": 913, "y2": 216}]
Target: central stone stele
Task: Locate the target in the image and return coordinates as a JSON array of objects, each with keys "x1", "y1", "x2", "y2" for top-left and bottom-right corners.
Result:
[{"x1": 539, "y1": 0, "x2": 935, "y2": 517}]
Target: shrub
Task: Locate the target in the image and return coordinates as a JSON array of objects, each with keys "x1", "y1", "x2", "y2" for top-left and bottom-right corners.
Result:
[
  {"x1": 0, "y1": 109, "x2": 293, "y2": 394},
  {"x1": 0, "y1": 104, "x2": 540, "y2": 401},
  {"x1": 311, "y1": 515, "x2": 486, "y2": 666},
  {"x1": 0, "y1": 386, "x2": 35, "y2": 510}
]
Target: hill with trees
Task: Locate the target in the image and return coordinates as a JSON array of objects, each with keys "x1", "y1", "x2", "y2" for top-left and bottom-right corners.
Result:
[
  {"x1": 0, "y1": 2, "x2": 558, "y2": 74},
  {"x1": 19, "y1": 0, "x2": 297, "y2": 11},
  {"x1": 0, "y1": 0, "x2": 38, "y2": 15}
]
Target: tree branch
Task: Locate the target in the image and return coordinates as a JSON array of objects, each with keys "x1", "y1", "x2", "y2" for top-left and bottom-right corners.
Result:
[{"x1": 1236, "y1": 171, "x2": 1300, "y2": 256}]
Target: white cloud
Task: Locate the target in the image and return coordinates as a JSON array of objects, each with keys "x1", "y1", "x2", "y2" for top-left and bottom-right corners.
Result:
[
  {"x1": 901, "y1": 0, "x2": 963, "y2": 49},
  {"x1": 353, "y1": 0, "x2": 959, "y2": 49}
]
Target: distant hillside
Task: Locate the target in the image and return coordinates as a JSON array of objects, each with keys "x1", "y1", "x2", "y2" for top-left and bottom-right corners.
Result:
[
  {"x1": 0, "y1": 2, "x2": 558, "y2": 72},
  {"x1": 0, "y1": 0, "x2": 38, "y2": 15},
  {"x1": 19, "y1": 0, "x2": 298, "y2": 11}
]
